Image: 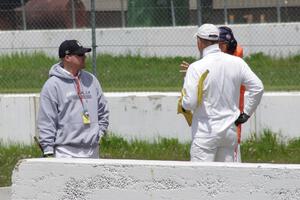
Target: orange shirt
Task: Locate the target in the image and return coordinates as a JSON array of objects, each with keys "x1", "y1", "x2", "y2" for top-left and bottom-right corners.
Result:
[
  {"x1": 233, "y1": 45, "x2": 243, "y2": 58},
  {"x1": 233, "y1": 44, "x2": 244, "y2": 144}
]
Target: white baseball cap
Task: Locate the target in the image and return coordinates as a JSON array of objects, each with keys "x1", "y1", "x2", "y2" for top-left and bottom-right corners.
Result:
[{"x1": 194, "y1": 23, "x2": 219, "y2": 41}]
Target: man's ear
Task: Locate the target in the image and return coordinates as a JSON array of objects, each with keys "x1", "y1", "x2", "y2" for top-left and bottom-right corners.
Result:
[
  {"x1": 64, "y1": 55, "x2": 71, "y2": 62},
  {"x1": 197, "y1": 38, "x2": 202, "y2": 51}
]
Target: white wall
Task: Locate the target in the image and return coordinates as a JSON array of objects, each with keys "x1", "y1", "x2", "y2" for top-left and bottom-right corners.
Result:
[
  {"x1": 12, "y1": 158, "x2": 300, "y2": 200},
  {"x1": 0, "y1": 187, "x2": 10, "y2": 200},
  {"x1": 1, "y1": 23, "x2": 300, "y2": 58},
  {"x1": 0, "y1": 94, "x2": 38, "y2": 144},
  {"x1": 0, "y1": 92, "x2": 300, "y2": 144}
]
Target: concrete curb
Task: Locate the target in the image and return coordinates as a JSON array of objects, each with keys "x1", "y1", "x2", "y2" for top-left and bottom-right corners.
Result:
[
  {"x1": 0, "y1": 187, "x2": 11, "y2": 200},
  {"x1": 12, "y1": 158, "x2": 300, "y2": 200}
]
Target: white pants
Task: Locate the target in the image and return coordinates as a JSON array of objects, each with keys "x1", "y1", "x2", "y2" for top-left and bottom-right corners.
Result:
[
  {"x1": 190, "y1": 125, "x2": 238, "y2": 162},
  {"x1": 55, "y1": 145, "x2": 99, "y2": 158}
]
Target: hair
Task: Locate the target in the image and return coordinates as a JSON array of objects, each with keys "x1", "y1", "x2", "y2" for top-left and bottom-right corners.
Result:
[
  {"x1": 219, "y1": 26, "x2": 237, "y2": 55},
  {"x1": 199, "y1": 37, "x2": 219, "y2": 47}
]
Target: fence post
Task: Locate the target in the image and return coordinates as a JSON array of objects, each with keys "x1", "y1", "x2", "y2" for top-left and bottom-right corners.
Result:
[
  {"x1": 170, "y1": 0, "x2": 176, "y2": 26},
  {"x1": 223, "y1": 0, "x2": 228, "y2": 25},
  {"x1": 91, "y1": 0, "x2": 97, "y2": 76},
  {"x1": 276, "y1": 0, "x2": 281, "y2": 23},
  {"x1": 197, "y1": 0, "x2": 202, "y2": 26},
  {"x1": 120, "y1": 0, "x2": 125, "y2": 27},
  {"x1": 21, "y1": 0, "x2": 27, "y2": 30},
  {"x1": 71, "y1": 0, "x2": 76, "y2": 28}
]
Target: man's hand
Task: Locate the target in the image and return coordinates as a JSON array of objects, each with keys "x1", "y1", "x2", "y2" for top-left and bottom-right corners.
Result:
[
  {"x1": 235, "y1": 112, "x2": 250, "y2": 126},
  {"x1": 179, "y1": 61, "x2": 190, "y2": 73}
]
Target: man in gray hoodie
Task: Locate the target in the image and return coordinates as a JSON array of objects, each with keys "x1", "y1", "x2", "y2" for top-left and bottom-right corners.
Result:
[{"x1": 37, "y1": 40, "x2": 109, "y2": 158}]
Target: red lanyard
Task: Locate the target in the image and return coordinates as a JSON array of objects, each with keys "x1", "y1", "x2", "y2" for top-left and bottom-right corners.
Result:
[
  {"x1": 74, "y1": 76, "x2": 89, "y2": 120},
  {"x1": 74, "y1": 76, "x2": 84, "y2": 105}
]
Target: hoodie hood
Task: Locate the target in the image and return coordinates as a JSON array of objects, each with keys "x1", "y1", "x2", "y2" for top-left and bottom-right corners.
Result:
[{"x1": 49, "y1": 63, "x2": 77, "y2": 80}]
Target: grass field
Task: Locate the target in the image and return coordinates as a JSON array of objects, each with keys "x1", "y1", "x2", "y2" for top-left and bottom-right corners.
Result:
[
  {"x1": 1, "y1": 130, "x2": 300, "y2": 187},
  {"x1": 0, "y1": 52, "x2": 300, "y2": 92}
]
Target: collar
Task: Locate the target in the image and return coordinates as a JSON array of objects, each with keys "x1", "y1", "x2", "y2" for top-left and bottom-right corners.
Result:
[
  {"x1": 202, "y1": 44, "x2": 221, "y2": 57},
  {"x1": 61, "y1": 66, "x2": 73, "y2": 76},
  {"x1": 59, "y1": 62, "x2": 81, "y2": 78}
]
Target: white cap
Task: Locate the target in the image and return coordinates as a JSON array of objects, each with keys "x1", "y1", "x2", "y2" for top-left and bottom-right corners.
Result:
[{"x1": 194, "y1": 23, "x2": 219, "y2": 41}]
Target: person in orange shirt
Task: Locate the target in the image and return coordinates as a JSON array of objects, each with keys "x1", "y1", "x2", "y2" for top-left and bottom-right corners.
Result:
[
  {"x1": 180, "y1": 26, "x2": 245, "y2": 162},
  {"x1": 218, "y1": 26, "x2": 245, "y2": 162}
]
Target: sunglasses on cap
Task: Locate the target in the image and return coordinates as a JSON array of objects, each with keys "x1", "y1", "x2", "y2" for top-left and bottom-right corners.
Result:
[{"x1": 68, "y1": 53, "x2": 85, "y2": 57}]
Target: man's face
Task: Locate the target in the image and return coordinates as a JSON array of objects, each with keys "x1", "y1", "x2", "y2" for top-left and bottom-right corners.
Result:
[{"x1": 66, "y1": 53, "x2": 86, "y2": 70}]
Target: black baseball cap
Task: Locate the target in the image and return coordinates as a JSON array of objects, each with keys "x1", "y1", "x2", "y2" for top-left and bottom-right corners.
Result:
[
  {"x1": 218, "y1": 26, "x2": 235, "y2": 43},
  {"x1": 58, "y1": 40, "x2": 91, "y2": 58}
]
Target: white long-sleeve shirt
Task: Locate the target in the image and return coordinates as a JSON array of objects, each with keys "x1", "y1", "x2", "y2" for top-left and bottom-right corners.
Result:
[{"x1": 182, "y1": 44, "x2": 264, "y2": 139}]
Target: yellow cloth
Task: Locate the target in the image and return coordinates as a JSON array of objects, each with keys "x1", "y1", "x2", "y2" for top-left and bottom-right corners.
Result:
[
  {"x1": 177, "y1": 89, "x2": 193, "y2": 126},
  {"x1": 178, "y1": 70, "x2": 209, "y2": 127},
  {"x1": 197, "y1": 69, "x2": 209, "y2": 106}
]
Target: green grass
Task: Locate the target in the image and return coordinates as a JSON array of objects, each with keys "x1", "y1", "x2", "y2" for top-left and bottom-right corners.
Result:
[
  {"x1": 1, "y1": 130, "x2": 300, "y2": 187},
  {"x1": 1, "y1": 52, "x2": 300, "y2": 92},
  {"x1": 0, "y1": 52, "x2": 56, "y2": 92},
  {"x1": 100, "y1": 135, "x2": 190, "y2": 160},
  {"x1": 244, "y1": 53, "x2": 300, "y2": 91},
  {"x1": 0, "y1": 142, "x2": 41, "y2": 187},
  {"x1": 241, "y1": 129, "x2": 300, "y2": 163}
]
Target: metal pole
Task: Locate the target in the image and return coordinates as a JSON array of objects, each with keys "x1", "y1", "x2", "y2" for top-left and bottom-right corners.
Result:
[
  {"x1": 91, "y1": 0, "x2": 97, "y2": 76},
  {"x1": 224, "y1": 0, "x2": 228, "y2": 25},
  {"x1": 196, "y1": 0, "x2": 203, "y2": 58},
  {"x1": 120, "y1": 0, "x2": 125, "y2": 27},
  {"x1": 170, "y1": 0, "x2": 176, "y2": 26},
  {"x1": 277, "y1": 0, "x2": 281, "y2": 23},
  {"x1": 284, "y1": 1, "x2": 288, "y2": 22},
  {"x1": 21, "y1": 0, "x2": 27, "y2": 30},
  {"x1": 276, "y1": 0, "x2": 281, "y2": 23},
  {"x1": 71, "y1": 0, "x2": 76, "y2": 28},
  {"x1": 196, "y1": 0, "x2": 202, "y2": 26}
]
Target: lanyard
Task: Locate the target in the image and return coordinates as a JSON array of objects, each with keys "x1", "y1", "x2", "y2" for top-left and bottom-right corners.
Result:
[
  {"x1": 74, "y1": 76, "x2": 88, "y2": 113},
  {"x1": 74, "y1": 76, "x2": 90, "y2": 124},
  {"x1": 74, "y1": 76, "x2": 83, "y2": 104}
]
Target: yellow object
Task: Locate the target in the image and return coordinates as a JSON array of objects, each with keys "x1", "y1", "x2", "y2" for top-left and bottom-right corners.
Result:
[
  {"x1": 197, "y1": 69, "x2": 209, "y2": 106},
  {"x1": 82, "y1": 114, "x2": 91, "y2": 124},
  {"x1": 177, "y1": 89, "x2": 193, "y2": 126},
  {"x1": 178, "y1": 70, "x2": 209, "y2": 127}
]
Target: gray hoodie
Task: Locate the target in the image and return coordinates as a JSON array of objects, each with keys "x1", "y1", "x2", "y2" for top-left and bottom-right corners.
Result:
[{"x1": 37, "y1": 63, "x2": 109, "y2": 155}]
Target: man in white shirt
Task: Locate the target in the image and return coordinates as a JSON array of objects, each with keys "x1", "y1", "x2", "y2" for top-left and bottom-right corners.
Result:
[{"x1": 179, "y1": 24, "x2": 264, "y2": 162}]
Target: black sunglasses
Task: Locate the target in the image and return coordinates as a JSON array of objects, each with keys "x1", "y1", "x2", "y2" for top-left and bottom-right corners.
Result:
[{"x1": 67, "y1": 53, "x2": 85, "y2": 57}]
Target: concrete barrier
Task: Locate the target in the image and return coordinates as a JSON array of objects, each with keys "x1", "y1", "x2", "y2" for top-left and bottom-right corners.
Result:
[
  {"x1": 1, "y1": 23, "x2": 300, "y2": 58},
  {"x1": 1, "y1": 92, "x2": 300, "y2": 144},
  {"x1": 0, "y1": 187, "x2": 11, "y2": 200},
  {"x1": 12, "y1": 158, "x2": 300, "y2": 200}
]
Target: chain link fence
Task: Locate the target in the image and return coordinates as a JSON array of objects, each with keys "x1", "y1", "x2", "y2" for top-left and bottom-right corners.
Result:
[{"x1": 0, "y1": 0, "x2": 300, "y2": 92}]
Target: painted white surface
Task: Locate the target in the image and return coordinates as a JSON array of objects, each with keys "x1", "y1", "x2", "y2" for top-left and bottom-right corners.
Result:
[
  {"x1": 0, "y1": 187, "x2": 11, "y2": 200},
  {"x1": 0, "y1": 94, "x2": 39, "y2": 144},
  {"x1": 12, "y1": 158, "x2": 300, "y2": 200},
  {"x1": 0, "y1": 92, "x2": 300, "y2": 144},
  {"x1": 0, "y1": 23, "x2": 300, "y2": 58},
  {"x1": 107, "y1": 92, "x2": 191, "y2": 141}
]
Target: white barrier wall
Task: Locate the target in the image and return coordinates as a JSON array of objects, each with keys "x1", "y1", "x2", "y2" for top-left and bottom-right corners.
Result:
[
  {"x1": 0, "y1": 94, "x2": 39, "y2": 144},
  {"x1": 0, "y1": 187, "x2": 10, "y2": 200},
  {"x1": 0, "y1": 92, "x2": 300, "y2": 144},
  {"x1": 1, "y1": 23, "x2": 300, "y2": 58},
  {"x1": 12, "y1": 158, "x2": 300, "y2": 200}
]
